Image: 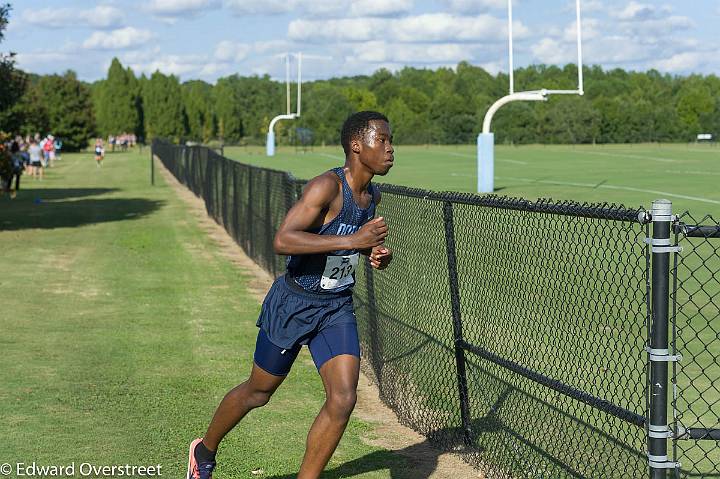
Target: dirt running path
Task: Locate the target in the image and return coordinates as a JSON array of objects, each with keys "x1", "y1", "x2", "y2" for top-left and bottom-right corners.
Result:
[{"x1": 155, "y1": 157, "x2": 482, "y2": 479}]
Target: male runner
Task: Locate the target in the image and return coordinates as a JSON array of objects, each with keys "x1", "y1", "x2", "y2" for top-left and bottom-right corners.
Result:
[{"x1": 187, "y1": 111, "x2": 394, "y2": 479}]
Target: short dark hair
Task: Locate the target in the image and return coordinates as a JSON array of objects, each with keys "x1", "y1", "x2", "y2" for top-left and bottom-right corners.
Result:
[{"x1": 340, "y1": 111, "x2": 389, "y2": 156}]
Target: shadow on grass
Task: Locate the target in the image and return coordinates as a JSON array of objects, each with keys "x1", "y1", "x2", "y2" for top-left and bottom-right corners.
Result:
[
  {"x1": 15, "y1": 187, "x2": 121, "y2": 201},
  {"x1": 0, "y1": 188, "x2": 163, "y2": 230},
  {"x1": 264, "y1": 440, "x2": 443, "y2": 479}
]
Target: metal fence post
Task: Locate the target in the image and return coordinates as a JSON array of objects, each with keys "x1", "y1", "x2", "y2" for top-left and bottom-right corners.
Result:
[
  {"x1": 150, "y1": 141, "x2": 155, "y2": 186},
  {"x1": 442, "y1": 201, "x2": 473, "y2": 446},
  {"x1": 648, "y1": 199, "x2": 680, "y2": 477}
]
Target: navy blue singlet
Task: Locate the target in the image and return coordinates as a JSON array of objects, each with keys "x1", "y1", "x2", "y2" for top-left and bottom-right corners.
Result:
[{"x1": 286, "y1": 167, "x2": 376, "y2": 293}]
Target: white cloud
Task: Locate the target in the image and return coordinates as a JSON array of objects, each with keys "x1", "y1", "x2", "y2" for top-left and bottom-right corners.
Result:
[
  {"x1": 224, "y1": 0, "x2": 341, "y2": 16},
  {"x1": 214, "y1": 40, "x2": 251, "y2": 62},
  {"x1": 148, "y1": 0, "x2": 220, "y2": 15},
  {"x1": 397, "y1": 14, "x2": 522, "y2": 42},
  {"x1": 577, "y1": 0, "x2": 604, "y2": 13},
  {"x1": 83, "y1": 27, "x2": 155, "y2": 50},
  {"x1": 349, "y1": 0, "x2": 413, "y2": 16},
  {"x1": 198, "y1": 62, "x2": 232, "y2": 76},
  {"x1": 652, "y1": 51, "x2": 704, "y2": 72},
  {"x1": 525, "y1": 2, "x2": 699, "y2": 75},
  {"x1": 440, "y1": 0, "x2": 505, "y2": 13},
  {"x1": 252, "y1": 40, "x2": 292, "y2": 54},
  {"x1": 130, "y1": 56, "x2": 200, "y2": 76},
  {"x1": 606, "y1": 1, "x2": 693, "y2": 36},
  {"x1": 127, "y1": 53, "x2": 236, "y2": 80},
  {"x1": 532, "y1": 38, "x2": 577, "y2": 65},
  {"x1": 16, "y1": 51, "x2": 75, "y2": 68},
  {"x1": 613, "y1": 2, "x2": 671, "y2": 21},
  {"x1": 563, "y1": 18, "x2": 599, "y2": 42},
  {"x1": 222, "y1": 0, "x2": 293, "y2": 15},
  {"x1": 289, "y1": 14, "x2": 522, "y2": 43},
  {"x1": 616, "y1": 16, "x2": 693, "y2": 36},
  {"x1": 300, "y1": 0, "x2": 348, "y2": 15},
  {"x1": 224, "y1": 0, "x2": 407, "y2": 17},
  {"x1": 349, "y1": 41, "x2": 469, "y2": 64},
  {"x1": 289, "y1": 18, "x2": 377, "y2": 42},
  {"x1": 21, "y1": 5, "x2": 125, "y2": 29}
]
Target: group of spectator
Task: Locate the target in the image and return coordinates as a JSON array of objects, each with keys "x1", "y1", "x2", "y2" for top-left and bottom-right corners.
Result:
[
  {"x1": 108, "y1": 133, "x2": 136, "y2": 152},
  {"x1": 0, "y1": 133, "x2": 63, "y2": 198}
]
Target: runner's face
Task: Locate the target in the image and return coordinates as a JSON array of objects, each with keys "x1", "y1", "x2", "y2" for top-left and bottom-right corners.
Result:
[{"x1": 359, "y1": 120, "x2": 394, "y2": 176}]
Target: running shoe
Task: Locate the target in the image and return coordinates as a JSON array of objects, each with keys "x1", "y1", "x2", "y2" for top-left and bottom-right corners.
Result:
[{"x1": 186, "y1": 438, "x2": 216, "y2": 479}]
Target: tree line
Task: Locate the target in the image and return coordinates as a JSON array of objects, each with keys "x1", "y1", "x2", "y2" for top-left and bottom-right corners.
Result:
[
  {"x1": 1, "y1": 11, "x2": 719, "y2": 152},
  {"x1": 85, "y1": 59, "x2": 720, "y2": 147}
]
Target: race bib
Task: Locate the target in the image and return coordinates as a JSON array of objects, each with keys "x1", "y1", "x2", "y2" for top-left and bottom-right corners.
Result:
[{"x1": 320, "y1": 253, "x2": 359, "y2": 290}]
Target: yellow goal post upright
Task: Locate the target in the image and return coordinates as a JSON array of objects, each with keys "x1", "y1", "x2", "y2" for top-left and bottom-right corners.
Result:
[
  {"x1": 267, "y1": 52, "x2": 302, "y2": 157},
  {"x1": 477, "y1": 0, "x2": 584, "y2": 193}
]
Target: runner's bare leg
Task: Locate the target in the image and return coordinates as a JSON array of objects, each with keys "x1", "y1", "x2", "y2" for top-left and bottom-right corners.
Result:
[
  {"x1": 297, "y1": 354, "x2": 360, "y2": 479},
  {"x1": 202, "y1": 364, "x2": 286, "y2": 451}
]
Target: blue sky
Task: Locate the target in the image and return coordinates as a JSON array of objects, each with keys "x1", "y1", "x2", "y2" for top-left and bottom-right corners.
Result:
[{"x1": 5, "y1": 0, "x2": 720, "y2": 83}]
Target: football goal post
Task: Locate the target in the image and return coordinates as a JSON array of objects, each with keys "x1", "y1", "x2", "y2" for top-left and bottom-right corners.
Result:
[
  {"x1": 477, "y1": 0, "x2": 584, "y2": 192},
  {"x1": 266, "y1": 52, "x2": 302, "y2": 156}
]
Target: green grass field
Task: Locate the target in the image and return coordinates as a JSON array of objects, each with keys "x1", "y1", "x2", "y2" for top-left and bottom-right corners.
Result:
[
  {"x1": 2, "y1": 143, "x2": 717, "y2": 478},
  {"x1": 225, "y1": 143, "x2": 720, "y2": 218},
  {"x1": 0, "y1": 150, "x2": 413, "y2": 478}
]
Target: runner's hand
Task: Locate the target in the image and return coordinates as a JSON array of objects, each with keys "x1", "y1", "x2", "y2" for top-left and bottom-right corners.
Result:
[
  {"x1": 351, "y1": 217, "x2": 388, "y2": 250},
  {"x1": 369, "y1": 245, "x2": 392, "y2": 270}
]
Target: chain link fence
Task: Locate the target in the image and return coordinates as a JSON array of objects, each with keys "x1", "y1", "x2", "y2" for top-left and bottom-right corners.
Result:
[
  {"x1": 153, "y1": 140, "x2": 719, "y2": 478},
  {"x1": 354, "y1": 187, "x2": 650, "y2": 479},
  {"x1": 152, "y1": 140, "x2": 294, "y2": 277},
  {"x1": 672, "y1": 214, "x2": 720, "y2": 478}
]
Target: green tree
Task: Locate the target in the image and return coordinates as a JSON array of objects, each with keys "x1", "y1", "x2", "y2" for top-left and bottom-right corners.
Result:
[
  {"x1": 493, "y1": 102, "x2": 538, "y2": 144},
  {"x1": 300, "y1": 83, "x2": 353, "y2": 145},
  {"x1": 6, "y1": 77, "x2": 49, "y2": 136},
  {"x1": 182, "y1": 80, "x2": 213, "y2": 141},
  {"x1": 0, "y1": 3, "x2": 28, "y2": 133},
  {"x1": 142, "y1": 71, "x2": 185, "y2": 141},
  {"x1": 34, "y1": 71, "x2": 95, "y2": 150},
  {"x1": 429, "y1": 86, "x2": 475, "y2": 143},
  {"x1": 539, "y1": 96, "x2": 601, "y2": 144},
  {"x1": 676, "y1": 77, "x2": 713, "y2": 139},
  {"x1": 385, "y1": 97, "x2": 431, "y2": 144},
  {"x1": 94, "y1": 58, "x2": 141, "y2": 136},
  {"x1": 213, "y1": 77, "x2": 242, "y2": 143},
  {"x1": 202, "y1": 106, "x2": 216, "y2": 143},
  {"x1": 342, "y1": 87, "x2": 378, "y2": 112}
]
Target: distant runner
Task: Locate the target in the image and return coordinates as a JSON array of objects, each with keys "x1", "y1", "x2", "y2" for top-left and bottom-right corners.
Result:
[
  {"x1": 187, "y1": 111, "x2": 395, "y2": 479},
  {"x1": 28, "y1": 139, "x2": 43, "y2": 180},
  {"x1": 94, "y1": 139, "x2": 105, "y2": 168}
]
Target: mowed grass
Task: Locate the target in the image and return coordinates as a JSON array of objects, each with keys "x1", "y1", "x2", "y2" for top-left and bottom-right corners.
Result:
[
  {"x1": 225, "y1": 143, "x2": 720, "y2": 217},
  {"x1": 0, "y1": 149, "x2": 411, "y2": 478}
]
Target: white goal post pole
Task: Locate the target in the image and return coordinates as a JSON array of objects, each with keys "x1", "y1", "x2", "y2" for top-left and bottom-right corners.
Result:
[
  {"x1": 285, "y1": 55, "x2": 290, "y2": 115},
  {"x1": 266, "y1": 52, "x2": 302, "y2": 156},
  {"x1": 576, "y1": 0, "x2": 584, "y2": 95},
  {"x1": 297, "y1": 52, "x2": 302, "y2": 117},
  {"x1": 508, "y1": 0, "x2": 514, "y2": 94}
]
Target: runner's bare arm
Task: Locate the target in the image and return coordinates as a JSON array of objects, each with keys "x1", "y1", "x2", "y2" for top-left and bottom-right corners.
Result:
[{"x1": 273, "y1": 175, "x2": 388, "y2": 255}]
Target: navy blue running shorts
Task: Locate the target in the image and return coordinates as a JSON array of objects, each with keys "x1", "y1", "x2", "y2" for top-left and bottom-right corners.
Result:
[{"x1": 253, "y1": 322, "x2": 360, "y2": 376}]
